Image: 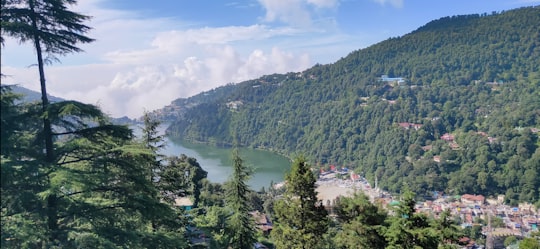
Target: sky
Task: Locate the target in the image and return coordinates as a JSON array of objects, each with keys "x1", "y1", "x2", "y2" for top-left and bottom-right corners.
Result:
[{"x1": 1, "y1": 0, "x2": 538, "y2": 118}]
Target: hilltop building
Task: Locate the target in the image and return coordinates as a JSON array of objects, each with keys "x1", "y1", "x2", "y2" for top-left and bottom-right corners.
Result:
[{"x1": 380, "y1": 75, "x2": 406, "y2": 85}]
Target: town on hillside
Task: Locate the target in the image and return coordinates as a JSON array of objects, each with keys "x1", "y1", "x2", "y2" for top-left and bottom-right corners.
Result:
[{"x1": 313, "y1": 165, "x2": 539, "y2": 249}]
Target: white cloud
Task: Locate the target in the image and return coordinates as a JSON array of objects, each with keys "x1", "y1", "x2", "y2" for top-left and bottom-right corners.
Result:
[
  {"x1": 372, "y1": 0, "x2": 404, "y2": 8},
  {"x1": 307, "y1": 0, "x2": 340, "y2": 8},
  {"x1": 2, "y1": 43, "x2": 312, "y2": 119},
  {"x1": 257, "y1": 0, "x2": 340, "y2": 27},
  {"x1": 258, "y1": 0, "x2": 313, "y2": 27},
  {"x1": 1, "y1": 0, "x2": 337, "y2": 119},
  {"x1": 102, "y1": 25, "x2": 303, "y2": 65},
  {"x1": 154, "y1": 25, "x2": 300, "y2": 45}
]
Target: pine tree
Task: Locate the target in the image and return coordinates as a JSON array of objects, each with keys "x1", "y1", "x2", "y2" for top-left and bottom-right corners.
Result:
[
  {"x1": 334, "y1": 193, "x2": 387, "y2": 249},
  {"x1": 385, "y1": 190, "x2": 440, "y2": 249},
  {"x1": 1, "y1": 0, "x2": 93, "y2": 244},
  {"x1": 159, "y1": 154, "x2": 207, "y2": 205},
  {"x1": 140, "y1": 112, "x2": 166, "y2": 184},
  {"x1": 141, "y1": 112, "x2": 166, "y2": 152},
  {"x1": 1, "y1": 89, "x2": 187, "y2": 247},
  {"x1": 271, "y1": 156, "x2": 329, "y2": 249},
  {"x1": 224, "y1": 149, "x2": 257, "y2": 249},
  {"x1": 1, "y1": 85, "x2": 49, "y2": 247},
  {"x1": 1, "y1": 0, "x2": 94, "y2": 162},
  {"x1": 434, "y1": 209, "x2": 463, "y2": 247}
]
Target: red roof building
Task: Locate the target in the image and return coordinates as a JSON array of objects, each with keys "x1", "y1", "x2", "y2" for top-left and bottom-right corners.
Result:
[
  {"x1": 461, "y1": 194, "x2": 485, "y2": 206},
  {"x1": 441, "y1": 133, "x2": 455, "y2": 141}
]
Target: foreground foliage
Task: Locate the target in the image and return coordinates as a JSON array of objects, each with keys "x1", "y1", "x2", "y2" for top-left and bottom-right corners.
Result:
[
  {"x1": 1, "y1": 86, "x2": 188, "y2": 248},
  {"x1": 334, "y1": 193, "x2": 388, "y2": 249}
]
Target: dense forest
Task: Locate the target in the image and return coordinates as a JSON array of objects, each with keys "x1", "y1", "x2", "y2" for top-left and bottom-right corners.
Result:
[{"x1": 167, "y1": 6, "x2": 540, "y2": 205}]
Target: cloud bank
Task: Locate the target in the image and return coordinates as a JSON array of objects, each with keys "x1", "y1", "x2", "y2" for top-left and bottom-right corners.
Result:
[
  {"x1": 2, "y1": 0, "x2": 406, "y2": 118},
  {"x1": 2, "y1": 1, "x2": 315, "y2": 118}
]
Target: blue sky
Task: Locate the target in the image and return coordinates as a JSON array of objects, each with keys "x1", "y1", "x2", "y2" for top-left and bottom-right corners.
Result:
[{"x1": 1, "y1": 0, "x2": 538, "y2": 118}]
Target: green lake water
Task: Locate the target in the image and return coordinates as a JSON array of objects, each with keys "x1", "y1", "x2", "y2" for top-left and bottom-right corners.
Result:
[{"x1": 162, "y1": 136, "x2": 291, "y2": 190}]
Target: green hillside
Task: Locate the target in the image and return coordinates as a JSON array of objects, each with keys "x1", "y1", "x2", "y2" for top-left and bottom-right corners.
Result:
[{"x1": 166, "y1": 6, "x2": 540, "y2": 204}]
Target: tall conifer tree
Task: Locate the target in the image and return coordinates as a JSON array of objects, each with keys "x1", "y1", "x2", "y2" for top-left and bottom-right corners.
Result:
[
  {"x1": 384, "y1": 190, "x2": 439, "y2": 249},
  {"x1": 1, "y1": 85, "x2": 49, "y2": 247},
  {"x1": 1, "y1": 0, "x2": 94, "y2": 162},
  {"x1": 1, "y1": 0, "x2": 93, "y2": 244},
  {"x1": 0, "y1": 91, "x2": 188, "y2": 247},
  {"x1": 140, "y1": 112, "x2": 166, "y2": 184},
  {"x1": 271, "y1": 156, "x2": 329, "y2": 249},
  {"x1": 224, "y1": 149, "x2": 257, "y2": 249},
  {"x1": 334, "y1": 193, "x2": 388, "y2": 249}
]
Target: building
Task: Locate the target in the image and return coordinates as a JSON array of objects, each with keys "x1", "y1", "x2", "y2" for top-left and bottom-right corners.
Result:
[
  {"x1": 380, "y1": 75, "x2": 406, "y2": 85},
  {"x1": 461, "y1": 194, "x2": 485, "y2": 206},
  {"x1": 174, "y1": 197, "x2": 194, "y2": 211},
  {"x1": 441, "y1": 133, "x2": 455, "y2": 142},
  {"x1": 250, "y1": 211, "x2": 273, "y2": 235}
]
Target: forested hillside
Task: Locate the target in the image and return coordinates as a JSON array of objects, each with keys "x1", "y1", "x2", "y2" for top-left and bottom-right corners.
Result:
[{"x1": 167, "y1": 7, "x2": 540, "y2": 204}]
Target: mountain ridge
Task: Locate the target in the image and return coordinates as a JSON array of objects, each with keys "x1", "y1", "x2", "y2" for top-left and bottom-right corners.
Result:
[
  {"x1": 163, "y1": 6, "x2": 540, "y2": 204},
  {"x1": 8, "y1": 85, "x2": 138, "y2": 125},
  {"x1": 8, "y1": 84, "x2": 66, "y2": 103}
]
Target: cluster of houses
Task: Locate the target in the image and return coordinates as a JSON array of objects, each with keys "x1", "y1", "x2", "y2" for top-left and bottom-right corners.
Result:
[
  {"x1": 413, "y1": 193, "x2": 539, "y2": 232},
  {"x1": 316, "y1": 167, "x2": 539, "y2": 248},
  {"x1": 397, "y1": 122, "x2": 504, "y2": 162},
  {"x1": 319, "y1": 164, "x2": 350, "y2": 176},
  {"x1": 413, "y1": 194, "x2": 539, "y2": 248},
  {"x1": 439, "y1": 132, "x2": 462, "y2": 151}
]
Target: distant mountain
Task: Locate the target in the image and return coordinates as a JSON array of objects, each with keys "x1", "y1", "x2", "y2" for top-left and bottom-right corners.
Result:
[
  {"x1": 8, "y1": 85, "x2": 138, "y2": 125},
  {"x1": 9, "y1": 85, "x2": 65, "y2": 103},
  {"x1": 163, "y1": 7, "x2": 540, "y2": 204},
  {"x1": 145, "y1": 82, "x2": 240, "y2": 122}
]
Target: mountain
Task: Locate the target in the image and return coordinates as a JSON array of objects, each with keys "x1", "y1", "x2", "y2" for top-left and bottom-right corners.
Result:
[
  {"x1": 9, "y1": 85, "x2": 66, "y2": 103},
  {"x1": 8, "y1": 85, "x2": 138, "y2": 125},
  {"x1": 146, "y1": 82, "x2": 239, "y2": 123},
  {"x1": 164, "y1": 7, "x2": 540, "y2": 204}
]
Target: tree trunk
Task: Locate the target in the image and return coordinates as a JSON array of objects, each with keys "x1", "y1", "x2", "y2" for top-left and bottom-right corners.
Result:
[
  {"x1": 29, "y1": 0, "x2": 57, "y2": 244},
  {"x1": 34, "y1": 35, "x2": 54, "y2": 162}
]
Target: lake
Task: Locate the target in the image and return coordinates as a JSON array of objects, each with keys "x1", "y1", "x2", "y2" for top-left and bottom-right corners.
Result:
[{"x1": 161, "y1": 136, "x2": 291, "y2": 190}]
